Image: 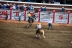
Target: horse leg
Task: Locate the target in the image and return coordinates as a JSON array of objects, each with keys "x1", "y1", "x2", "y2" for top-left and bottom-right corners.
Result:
[
  {"x1": 42, "y1": 31, "x2": 46, "y2": 38},
  {"x1": 36, "y1": 33, "x2": 41, "y2": 39},
  {"x1": 36, "y1": 34, "x2": 38, "y2": 38},
  {"x1": 27, "y1": 23, "x2": 30, "y2": 28},
  {"x1": 27, "y1": 23, "x2": 32, "y2": 28},
  {"x1": 39, "y1": 34, "x2": 41, "y2": 39}
]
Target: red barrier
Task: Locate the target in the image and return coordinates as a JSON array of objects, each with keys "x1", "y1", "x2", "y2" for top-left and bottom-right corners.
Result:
[
  {"x1": 52, "y1": 10, "x2": 55, "y2": 23},
  {"x1": 24, "y1": 8, "x2": 26, "y2": 21},
  {"x1": 67, "y1": 11, "x2": 70, "y2": 24},
  {"x1": 10, "y1": 6, "x2": 12, "y2": 20},
  {"x1": 0, "y1": 11, "x2": 6, "y2": 20},
  {"x1": 2, "y1": 11, "x2": 5, "y2": 15}
]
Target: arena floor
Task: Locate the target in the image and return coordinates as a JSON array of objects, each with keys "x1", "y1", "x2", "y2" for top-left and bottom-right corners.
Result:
[{"x1": 0, "y1": 20, "x2": 72, "y2": 48}]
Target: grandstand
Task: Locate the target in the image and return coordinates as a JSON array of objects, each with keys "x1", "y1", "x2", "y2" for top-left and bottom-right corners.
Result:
[
  {"x1": 0, "y1": 1, "x2": 72, "y2": 12},
  {"x1": 0, "y1": 1, "x2": 72, "y2": 24}
]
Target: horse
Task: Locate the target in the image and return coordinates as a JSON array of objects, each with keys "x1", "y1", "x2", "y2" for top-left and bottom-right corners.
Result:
[
  {"x1": 27, "y1": 16, "x2": 37, "y2": 28},
  {"x1": 36, "y1": 29, "x2": 46, "y2": 39}
]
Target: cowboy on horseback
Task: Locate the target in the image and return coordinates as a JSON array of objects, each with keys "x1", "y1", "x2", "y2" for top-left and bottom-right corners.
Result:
[
  {"x1": 28, "y1": 11, "x2": 36, "y2": 20},
  {"x1": 36, "y1": 23, "x2": 46, "y2": 39},
  {"x1": 27, "y1": 11, "x2": 36, "y2": 28},
  {"x1": 36, "y1": 23, "x2": 42, "y2": 34},
  {"x1": 28, "y1": 12, "x2": 34, "y2": 23}
]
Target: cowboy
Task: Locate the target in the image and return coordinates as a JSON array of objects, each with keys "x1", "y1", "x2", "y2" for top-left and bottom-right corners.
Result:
[
  {"x1": 48, "y1": 18, "x2": 53, "y2": 29},
  {"x1": 36, "y1": 23, "x2": 42, "y2": 34},
  {"x1": 28, "y1": 12, "x2": 31, "y2": 19}
]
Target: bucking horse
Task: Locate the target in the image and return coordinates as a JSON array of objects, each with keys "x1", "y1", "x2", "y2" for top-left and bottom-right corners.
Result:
[{"x1": 26, "y1": 15, "x2": 37, "y2": 28}]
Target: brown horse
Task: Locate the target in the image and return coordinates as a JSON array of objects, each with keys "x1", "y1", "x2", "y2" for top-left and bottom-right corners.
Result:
[
  {"x1": 36, "y1": 29, "x2": 46, "y2": 39},
  {"x1": 27, "y1": 18, "x2": 34, "y2": 28},
  {"x1": 27, "y1": 16, "x2": 37, "y2": 28}
]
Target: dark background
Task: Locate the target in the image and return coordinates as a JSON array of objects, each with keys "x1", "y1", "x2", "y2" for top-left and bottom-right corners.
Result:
[{"x1": 11, "y1": 0, "x2": 72, "y2": 4}]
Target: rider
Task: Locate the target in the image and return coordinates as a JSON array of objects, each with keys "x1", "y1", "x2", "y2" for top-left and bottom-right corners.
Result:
[
  {"x1": 28, "y1": 12, "x2": 31, "y2": 19},
  {"x1": 36, "y1": 23, "x2": 42, "y2": 34},
  {"x1": 30, "y1": 11, "x2": 36, "y2": 19},
  {"x1": 28, "y1": 11, "x2": 34, "y2": 23}
]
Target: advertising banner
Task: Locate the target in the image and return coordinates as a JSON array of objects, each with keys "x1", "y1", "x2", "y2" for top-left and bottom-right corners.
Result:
[{"x1": 54, "y1": 12, "x2": 68, "y2": 23}]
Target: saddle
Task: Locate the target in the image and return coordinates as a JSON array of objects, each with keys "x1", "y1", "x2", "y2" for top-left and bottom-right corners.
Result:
[{"x1": 36, "y1": 29, "x2": 41, "y2": 34}]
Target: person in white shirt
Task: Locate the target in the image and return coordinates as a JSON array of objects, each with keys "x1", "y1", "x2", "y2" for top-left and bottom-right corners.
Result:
[
  {"x1": 48, "y1": 18, "x2": 53, "y2": 29},
  {"x1": 18, "y1": 11, "x2": 22, "y2": 21},
  {"x1": 12, "y1": 4, "x2": 16, "y2": 10},
  {"x1": 37, "y1": 23, "x2": 42, "y2": 29},
  {"x1": 36, "y1": 23, "x2": 42, "y2": 34}
]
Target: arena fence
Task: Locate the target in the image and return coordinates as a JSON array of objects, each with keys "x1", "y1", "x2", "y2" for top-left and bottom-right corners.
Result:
[{"x1": 0, "y1": 8, "x2": 71, "y2": 24}]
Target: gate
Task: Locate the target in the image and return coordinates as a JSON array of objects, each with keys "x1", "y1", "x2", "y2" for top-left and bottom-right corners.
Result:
[{"x1": 40, "y1": 11, "x2": 53, "y2": 22}]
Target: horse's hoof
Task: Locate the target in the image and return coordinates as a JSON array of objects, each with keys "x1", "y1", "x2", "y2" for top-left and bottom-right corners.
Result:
[
  {"x1": 39, "y1": 37, "x2": 41, "y2": 39},
  {"x1": 36, "y1": 35, "x2": 38, "y2": 38},
  {"x1": 44, "y1": 37, "x2": 46, "y2": 38}
]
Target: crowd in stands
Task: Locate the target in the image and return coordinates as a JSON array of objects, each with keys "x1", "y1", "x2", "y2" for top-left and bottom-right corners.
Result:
[
  {"x1": 0, "y1": 3, "x2": 33, "y2": 10},
  {"x1": 0, "y1": 3, "x2": 47, "y2": 12},
  {"x1": 0, "y1": 3, "x2": 66, "y2": 14}
]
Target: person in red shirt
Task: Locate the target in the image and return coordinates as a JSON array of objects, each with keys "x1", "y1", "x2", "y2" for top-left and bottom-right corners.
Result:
[{"x1": 5, "y1": 11, "x2": 8, "y2": 20}]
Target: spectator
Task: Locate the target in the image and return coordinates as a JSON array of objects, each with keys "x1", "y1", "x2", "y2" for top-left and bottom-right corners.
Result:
[
  {"x1": 20, "y1": 5, "x2": 24, "y2": 11},
  {"x1": 43, "y1": 6, "x2": 47, "y2": 11},
  {"x1": 2, "y1": 4, "x2": 6, "y2": 9},
  {"x1": 16, "y1": 4, "x2": 18, "y2": 10},
  {"x1": 12, "y1": 4, "x2": 16, "y2": 10},
  {"x1": 26, "y1": 5, "x2": 30, "y2": 10},
  {"x1": 61, "y1": 7, "x2": 65, "y2": 14},
  {"x1": 48, "y1": 18, "x2": 53, "y2": 29},
  {"x1": 23, "y1": 4, "x2": 27, "y2": 9},
  {"x1": 51, "y1": 0, "x2": 54, "y2": 3},
  {"x1": 5, "y1": 11, "x2": 8, "y2": 20},
  {"x1": 6, "y1": 4, "x2": 9, "y2": 9},
  {"x1": 18, "y1": 11, "x2": 22, "y2": 21},
  {"x1": 40, "y1": 6, "x2": 43, "y2": 11},
  {"x1": 10, "y1": 4, "x2": 12, "y2": 9},
  {"x1": 30, "y1": 5, "x2": 34, "y2": 11}
]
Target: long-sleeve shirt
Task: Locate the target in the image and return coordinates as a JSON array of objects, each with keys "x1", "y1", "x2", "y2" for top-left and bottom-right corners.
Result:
[
  {"x1": 37, "y1": 24, "x2": 42, "y2": 29},
  {"x1": 48, "y1": 20, "x2": 52, "y2": 24}
]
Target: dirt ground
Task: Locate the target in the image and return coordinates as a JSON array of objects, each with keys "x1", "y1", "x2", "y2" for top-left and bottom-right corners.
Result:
[{"x1": 0, "y1": 20, "x2": 72, "y2": 48}]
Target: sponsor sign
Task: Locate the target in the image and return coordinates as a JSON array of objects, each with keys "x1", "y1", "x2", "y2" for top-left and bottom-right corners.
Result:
[{"x1": 54, "y1": 12, "x2": 68, "y2": 23}]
